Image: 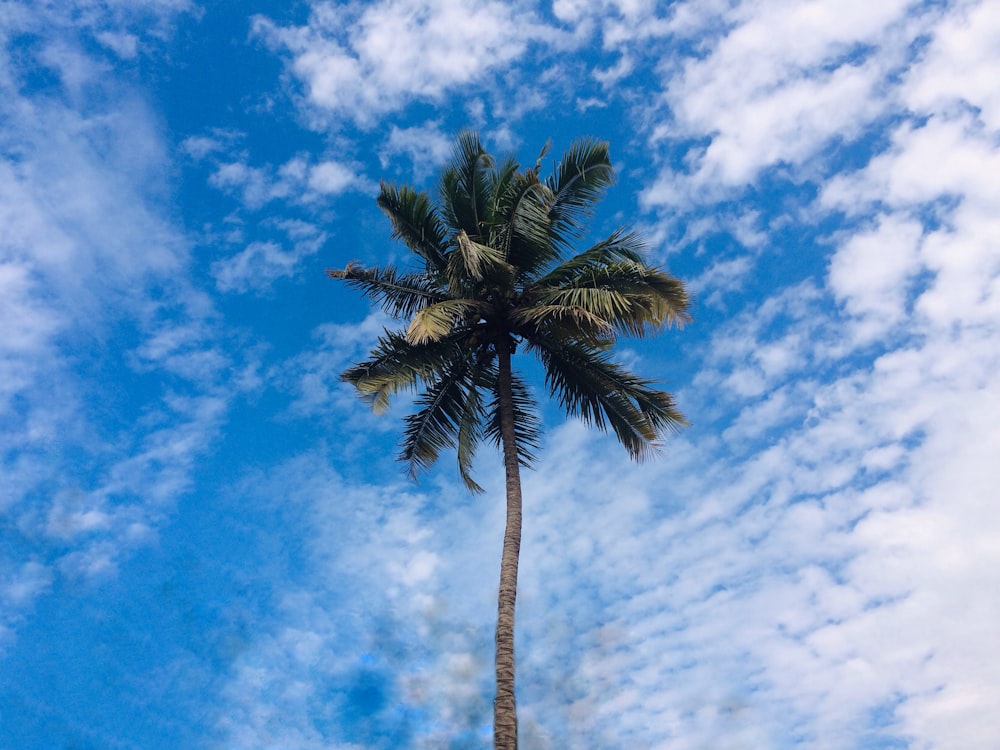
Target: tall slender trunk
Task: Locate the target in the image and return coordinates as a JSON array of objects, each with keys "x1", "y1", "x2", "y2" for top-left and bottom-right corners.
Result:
[{"x1": 494, "y1": 334, "x2": 522, "y2": 750}]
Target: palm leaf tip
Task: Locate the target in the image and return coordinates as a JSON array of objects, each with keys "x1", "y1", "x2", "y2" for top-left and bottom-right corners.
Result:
[
  {"x1": 326, "y1": 265, "x2": 351, "y2": 279},
  {"x1": 326, "y1": 261, "x2": 368, "y2": 282},
  {"x1": 377, "y1": 182, "x2": 449, "y2": 270},
  {"x1": 341, "y1": 369, "x2": 391, "y2": 414},
  {"x1": 547, "y1": 138, "x2": 616, "y2": 232}
]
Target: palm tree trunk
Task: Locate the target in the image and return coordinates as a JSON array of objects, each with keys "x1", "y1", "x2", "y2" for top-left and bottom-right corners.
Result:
[{"x1": 494, "y1": 334, "x2": 522, "y2": 750}]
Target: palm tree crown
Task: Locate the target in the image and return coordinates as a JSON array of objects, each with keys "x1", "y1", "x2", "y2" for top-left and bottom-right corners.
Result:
[
  {"x1": 330, "y1": 131, "x2": 689, "y2": 749},
  {"x1": 331, "y1": 132, "x2": 689, "y2": 491}
]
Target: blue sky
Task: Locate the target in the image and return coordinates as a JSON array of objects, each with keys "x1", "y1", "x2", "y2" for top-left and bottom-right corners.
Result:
[{"x1": 2, "y1": 0, "x2": 998, "y2": 748}]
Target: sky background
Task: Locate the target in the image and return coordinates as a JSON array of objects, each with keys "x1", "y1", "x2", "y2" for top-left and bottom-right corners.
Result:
[{"x1": 2, "y1": 1, "x2": 999, "y2": 748}]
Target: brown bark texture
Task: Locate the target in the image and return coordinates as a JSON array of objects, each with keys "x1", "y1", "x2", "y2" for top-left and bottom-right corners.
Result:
[{"x1": 493, "y1": 335, "x2": 522, "y2": 750}]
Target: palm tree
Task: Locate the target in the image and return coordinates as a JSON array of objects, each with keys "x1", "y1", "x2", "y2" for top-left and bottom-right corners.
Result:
[{"x1": 329, "y1": 132, "x2": 689, "y2": 749}]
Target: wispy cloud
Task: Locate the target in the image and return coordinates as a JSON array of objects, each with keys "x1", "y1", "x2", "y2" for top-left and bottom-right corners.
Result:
[
  {"x1": 209, "y1": 155, "x2": 367, "y2": 210},
  {"x1": 253, "y1": 0, "x2": 561, "y2": 128},
  {"x1": 0, "y1": 0, "x2": 236, "y2": 646},
  {"x1": 378, "y1": 122, "x2": 453, "y2": 180},
  {"x1": 643, "y1": 0, "x2": 924, "y2": 208},
  {"x1": 212, "y1": 219, "x2": 329, "y2": 294}
]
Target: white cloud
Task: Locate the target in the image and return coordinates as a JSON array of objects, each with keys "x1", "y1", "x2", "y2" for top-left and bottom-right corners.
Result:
[
  {"x1": 575, "y1": 95, "x2": 608, "y2": 112},
  {"x1": 210, "y1": 161, "x2": 280, "y2": 208},
  {"x1": 643, "y1": 0, "x2": 922, "y2": 207},
  {"x1": 550, "y1": 0, "x2": 673, "y2": 49},
  {"x1": 688, "y1": 255, "x2": 752, "y2": 300},
  {"x1": 180, "y1": 134, "x2": 223, "y2": 159},
  {"x1": 95, "y1": 29, "x2": 139, "y2": 58},
  {"x1": 209, "y1": 155, "x2": 363, "y2": 209},
  {"x1": 214, "y1": 241, "x2": 305, "y2": 293},
  {"x1": 822, "y1": 114, "x2": 1000, "y2": 215},
  {"x1": 819, "y1": 2, "x2": 1000, "y2": 342},
  {"x1": 828, "y1": 214, "x2": 923, "y2": 341},
  {"x1": 507, "y1": 275, "x2": 1000, "y2": 745},
  {"x1": 36, "y1": 39, "x2": 111, "y2": 98},
  {"x1": 253, "y1": 0, "x2": 554, "y2": 126},
  {"x1": 211, "y1": 456, "x2": 497, "y2": 748},
  {"x1": 0, "y1": 263, "x2": 61, "y2": 364},
  {"x1": 0, "y1": 563, "x2": 53, "y2": 609},
  {"x1": 379, "y1": 122, "x2": 453, "y2": 179},
  {"x1": 212, "y1": 219, "x2": 327, "y2": 294},
  {"x1": 0, "y1": 562, "x2": 54, "y2": 649},
  {"x1": 692, "y1": 281, "x2": 830, "y2": 404},
  {"x1": 902, "y1": 0, "x2": 1000, "y2": 130},
  {"x1": 308, "y1": 160, "x2": 356, "y2": 194},
  {"x1": 0, "y1": 0, "x2": 194, "y2": 64}
]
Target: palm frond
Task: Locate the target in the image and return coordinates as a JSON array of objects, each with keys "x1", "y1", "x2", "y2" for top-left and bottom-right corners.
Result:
[
  {"x1": 501, "y1": 175, "x2": 558, "y2": 277},
  {"x1": 485, "y1": 370, "x2": 541, "y2": 468},
  {"x1": 406, "y1": 298, "x2": 488, "y2": 345},
  {"x1": 440, "y1": 131, "x2": 493, "y2": 238},
  {"x1": 532, "y1": 229, "x2": 647, "y2": 287},
  {"x1": 545, "y1": 138, "x2": 615, "y2": 247},
  {"x1": 376, "y1": 182, "x2": 449, "y2": 273},
  {"x1": 531, "y1": 139, "x2": 551, "y2": 174},
  {"x1": 510, "y1": 304, "x2": 613, "y2": 341},
  {"x1": 529, "y1": 260, "x2": 691, "y2": 336},
  {"x1": 341, "y1": 330, "x2": 462, "y2": 413},
  {"x1": 528, "y1": 336, "x2": 687, "y2": 459},
  {"x1": 399, "y1": 354, "x2": 487, "y2": 489},
  {"x1": 327, "y1": 263, "x2": 450, "y2": 318},
  {"x1": 636, "y1": 267, "x2": 692, "y2": 328},
  {"x1": 449, "y1": 230, "x2": 515, "y2": 288},
  {"x1": 486, "y1": 155, "x2": 520, "y2": 227},
  {"x1": 455, "y1": 377, "x2": 487, "y2": 493}
]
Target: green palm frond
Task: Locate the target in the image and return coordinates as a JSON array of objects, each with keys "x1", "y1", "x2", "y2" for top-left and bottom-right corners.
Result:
[
  {"x1": 533, "y1": 229, "x2": 647, "y2": 287},
  {"x1": 530, "y1": 258, "x2": 691, "y2": 336},
  {"x1": 499, "y1": 174, "x2": 557, "y2": 277},
  {"x1": 399, "y1": 353, "x2": 489, "y2": 490},
  {"x1": 376, "y1": 182, "x2": 449, "y2": 273},
  {"x1": 486, "y1": 155, "x2": 520, "y2": 226},
  {"x1": 455, "y1": 376, "x2": 487, "y2": 493},
  {"x1": 341, "y1": 330, "x2": 462, "y2": 413},
  {"x1": 440, "y1": 131, "x2": 494, "y2": 237},
  {"x1": 546, "y1": 138, "x2": 615, "y2": 248},
  {"x1": 528, "y1": 336, "x2": 687, "y2": 459},
  {"x1": 406, "y1": 298, "x2": 488, "y2": 345},
  {"x1": 525, "y1": 245, "x2": 690, "y2": 337},
  {"x1": 485, "y1": 370, "x2": 541, "y2": 468},
  {"x1": 326, "y1": 263, "x2": 449, "y2": 318},
  {"x1": 635, "y1": 267, "x2": 692, "y2": 327}
]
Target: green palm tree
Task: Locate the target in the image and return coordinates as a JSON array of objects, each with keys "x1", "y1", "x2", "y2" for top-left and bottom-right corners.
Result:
[{"x1": 329, "y1": 132, "x2": 689, "y2": 749}]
